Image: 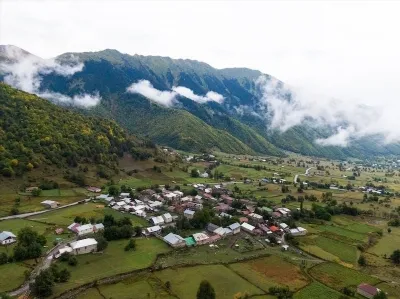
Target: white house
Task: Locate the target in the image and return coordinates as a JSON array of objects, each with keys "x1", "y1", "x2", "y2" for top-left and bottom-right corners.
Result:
[
  {"x1": 0, "y1": 231, "x2": 16, "y2": 245},
  {"x1": 279, "y1": 223, "x2": 289, "y2": 230},
  {"x1": 162, "y1": 213, "x2": 173, "y2": 223},
  {"x1": 192, "y1": 232, "x2": 209, "y2": 245},
  {"x1": 228, "y1": 223, "x2": 241, "y2": 234},
  {"x1": 173, "y1": 190, "x2": 184, "y2": 198},
  {"x1": 120, "y1": 193, "x2": 130, "y2": 198},
  {"x1": 249, "y1": 213, "x2": 263, "y2": 222},
  {"x1": 145, "y1": 225, "x2": 162, "y2": 235},
  {"x1": 241, "y1": 222, "x2": 256, "y2": 234},
  {"x1": 289, "y1": 227, "x2": 307, "y2": 236},
  {"x1": 41, "y1": 200, "x2": 59, "y2": 209},
  {"x1": 76, "y1": 224, "x2": 95, "y2": 236},
  {"x1": 163, "y1": 233, "x2": 186, "y2": 247},
  {"x1": 69, "y1": 238, "x2": 98, "y2": 255},
  {"x1": 150, "y1": 216, "x2": 165, "y2": 226},
  {"x1": 200, "y1": 172, "x2": 209, "y2": 178},
  {"x1": 184, "y1": 209, "x2": 195, "y2": 219}
]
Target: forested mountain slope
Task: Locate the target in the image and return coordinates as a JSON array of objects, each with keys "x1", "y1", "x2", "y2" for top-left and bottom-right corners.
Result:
[{"x1": 0, "y1": 83, "x2": 139, "y2": 177}]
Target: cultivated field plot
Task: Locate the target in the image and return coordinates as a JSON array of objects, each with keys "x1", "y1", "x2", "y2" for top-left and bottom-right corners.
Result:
[
  {"x1": 375, "y1": 282, "x2": 400, "y2": 299},
  {"x1": 293, "y1": 282, "x2": 344, "y2": 299},
  {"x1": 155, "y1": 264, "x2": 263, "y2": 299},
  {"x1": 52, "y1": 238, "x2": 170, "y2": 296},
  {"x1": 29, "y1": 203, "x2": 148, "y2": 226},
  {"x1": 368, "y1": 227, "x2": 400, "y2": 257},
  {"x1": 309, "y1": 263, "x2": 380, "y2": 291},
  {"x1": 228, "y1": 256, "x2": 310, "y2": 291},
  {"x1": 299, "y1": 235, "x2": 357, "y2": 264},
  {"x1": 0, "y1": 262, "x2": 31, "y2": 292}
]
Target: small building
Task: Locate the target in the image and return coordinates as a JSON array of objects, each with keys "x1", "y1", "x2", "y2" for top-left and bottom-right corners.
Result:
[
  {"x1": 93, "y1": 223, "x2": 105, "y2": 232},
  {"x1": 41, "y1": 200, "x2": 59, "y2": 209},
  {"x1": 54, "y1": 246, "x2": 73, "y2": 258},
  {"x1": 184, "y1": 209, "x2": 195, "y2": 219},
  {"x1": 75, "y1": 224, "x2": 95, "y2": 236},
  {"x1": 261, "y1": 206, "x2": 273, "y2": 214},
  {"x1": 0, "y1": 231, "x2": 16, "y2": 245},
  {"x1": 150, "y1": 216, "x2": 165, "y2": 226},
  {"x1": 87, "y1": 186, "x2": 101, "y2": 193},
  {"x1": 163, "y1": 233, "x2": 186, "y2": 248},
  {"x1": 145, "y1": 225, "x2": 162, "y2": 235},
  {"x1": 241, "y1": 222, "x2": 256, "y2": 234},
  {"x1": 279, "y1": 223, "x2": 289, "y2": 230},
  {"x1": 55, "y1": 228, "x2": 64, "y2": 235},
  {"x1": 69, "y1": 238, "x2": 98, "y2": 255},
  {"x1": 200, "y1": 172, "x2": 209, "y2": 178},
  {"x1": 162, "y1": 213, "x2": 173, "y2": 223},
  {"x1": 192, "y1": 232, "x2": 210, "y2": 245},
  {"x1": 269, "y1": 226, "x2": 280, "y2": 233},
  {"x1": 289, "y1": 227, "x2": 307, "y2": 236},
  {"x1": 206, "y1": 223, "x2": 220, "y2": 233},
  {"x1": 239, "y1": 217, "x2": 249, "y2": 223},
  {"x1": 120, "y1": 192, "x2": 130, "y2": 198},
  {"x1": 213, "y1": 227, "x2": 226, "y2": 236},
  {"x1": 357, "y1": 284, "x2": 380, "y2": 299},
  {"x1": 228, "y1": 223, "x2": 241, "y2": 234},
  {"x1": 249, "y1": 213, "x2": 263, "y2": 223}
]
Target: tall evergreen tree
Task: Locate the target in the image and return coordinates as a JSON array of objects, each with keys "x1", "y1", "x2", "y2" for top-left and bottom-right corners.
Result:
[{"x1": 196, "y1": 280, "x2": 216, "y2": 299}]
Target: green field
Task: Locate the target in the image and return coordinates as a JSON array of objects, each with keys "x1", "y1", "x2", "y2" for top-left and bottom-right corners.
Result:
[
  {"x1": 0, "y1": 262, "x2": 31, "y2": 292},
  {"x1": 77, "y1": 273, "x2": 175, "y2": 299},
  {"x1": 229, "y1": 256, "x2": 309, "y2": 291},
  {"x1": 29, "y1": 203, "x2": 148, "y2": 226},
  {"x1": 301, "y1": 235, "x2": 358, "y2": 264},
  {"x1": 310, "y1": 262, "x2": 380, "y2": 291},
  {"x1": 52, "y1": 238, "x2": 170, "y2": 296},
  {"x1": 155, "y1": 265, "x2": 263, "y2": 299},
  {"x1": 293, "y1": 282, "x2": 344, "y2": 299},
  {"x1": 316, "y1": 225, "x2": 366, "y2": 242},
  {"x1": 368, "y1": 227, "x2": 400, "y2": 257}
]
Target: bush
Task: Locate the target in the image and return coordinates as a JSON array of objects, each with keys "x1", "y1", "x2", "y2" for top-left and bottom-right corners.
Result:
[
  {"x1": 68, "y1": 256, "x2": 78, "y2": 266},
  {"x1": 124, "y1": 239, "x2": 136, "y2": 251}
]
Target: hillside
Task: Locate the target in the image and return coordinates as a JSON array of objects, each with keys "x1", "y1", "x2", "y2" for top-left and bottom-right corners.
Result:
[
  {"x1": 2, "y1": 46, "x2": 400, "y2": 159},
  {"x1": 0, "y1": 83, "x2": 140, "y2": 177}
]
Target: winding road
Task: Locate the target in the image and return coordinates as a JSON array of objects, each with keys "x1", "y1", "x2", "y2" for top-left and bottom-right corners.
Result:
[{"x1": 294, "y1": 167, "x2": 314, "y2": 184}]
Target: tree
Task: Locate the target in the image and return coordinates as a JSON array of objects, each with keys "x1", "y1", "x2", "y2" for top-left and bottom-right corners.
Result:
[
  {"x1": 95, "y1": 235, "x2": 108, "y2": 251},
  {"x1": 13, "y1": 227, "x2": 45, "y2": 261},
  {"x1": 387, "y1": 227, "x2": 392, "y2": 234},
  {"x1": 68, "y1": 256, "x2": 78, "y2": 266},
  {"x1": 58, "y1": 269, "x2": 71, "y2": 283},
  {"x1": 108, "y1": 185, "x2": 120, "y2": 196},
  {"x1": 0, "y1": 253, "x2": 7, "y2": 265},
  {"x1": 124, "y1": 239, "x2": 136, "y2": 251},
  {"x1": 390, "y1": 249, "x2": 400, "y2": 264},
  {"x1": 30, "y1": 269, "x2": 54, "y2": 298},
  {"x1": 196, "y1": 280, "x2": 215, "y2": 299},
  {"x1": 358, "y1": 255, "x2": 367, "y2": 267},
  {"x1": 191, "y1": 169, "x2": 199, "y2": 178}
]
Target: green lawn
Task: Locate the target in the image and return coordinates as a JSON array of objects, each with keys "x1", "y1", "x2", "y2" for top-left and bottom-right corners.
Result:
[
  {"x1": 316, "y1": 225, "x2": 366, "y2": 242},
  {"x1": 313, "y1": 236, "x2": 358, "y2": 264},
  {"x1": 52, "y1": 238, "x2": 171, "y2": 296},
  {"x1": 293, "y1": 282, "x2": 344, "y2": 299},
  {"x1": 309, "y1": 262, "x2": 381, "y2": 291},
  {"x1": 0, "y1": 218, "x2": 51, "y2": 235},
  {"x1": 229, "y1": 256, "x2": 309, "y2": 291},
  {"x1": 368, "y1": 227, "x2": 400, "y2": 257},
  {"x1": 29, "y1": 203, "x2": 148, "y2": 226},
  {"x1": 155, "y1": 265, "x2": 263, "y2": 299},
  {"x1": 0, "y1": 262, "x2": 30, "y2": 292}
]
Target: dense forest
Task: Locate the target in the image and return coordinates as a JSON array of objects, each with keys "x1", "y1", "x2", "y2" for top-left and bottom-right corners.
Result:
[{"x1": 0, "y1": 83, "x2": 140, "y2": 177}]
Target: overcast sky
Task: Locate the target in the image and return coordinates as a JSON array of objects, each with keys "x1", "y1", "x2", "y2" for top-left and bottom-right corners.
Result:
[{"x1": 1, "y1": 0, "x2": 400, "y2": 106}]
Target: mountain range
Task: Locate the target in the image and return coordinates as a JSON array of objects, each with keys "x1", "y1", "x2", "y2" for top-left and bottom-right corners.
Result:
[{"x1": 1, "y1": 45, "x2": 400, "y2": 160}]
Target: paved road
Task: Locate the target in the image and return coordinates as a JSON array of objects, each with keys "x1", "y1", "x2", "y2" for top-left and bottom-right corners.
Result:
[
  {"x1": 294, "y1": 167, "x2": 314, "y2": 184},
  {"x1": 9, "y1": 240, "x2": 74, "y2": 297},
  {"x1": 0, "y1": 200, "x2": 83, "y2": 221}
]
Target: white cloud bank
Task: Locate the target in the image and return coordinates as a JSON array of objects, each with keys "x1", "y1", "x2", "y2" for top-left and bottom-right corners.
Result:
[
  {"x1": 0, "y1": 45, "x2": 100, "y2": 108},
  {"x1": 126, "y1": 80, "x2": 224, "y2": 107},
  {"x1": 257, "y1": 75, "x2": 400, "y2": 146}
]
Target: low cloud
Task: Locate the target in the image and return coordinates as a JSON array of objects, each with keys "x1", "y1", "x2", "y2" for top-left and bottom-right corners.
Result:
[
  {"x1": 173, "y1": 86, "x2": 224, "y2": 104},
  {"x1": 127, "y1": 80, "x2": 177, "y2": 107},
  {"x1": 0, "y1": 45, "x2": 100, "y2": 108},
  {"x1": 257, "y1": 75, "x2": 400, "y2": 146},
  {"x1": 127, "y1": 80, "x2": 225, "y2": 106}
]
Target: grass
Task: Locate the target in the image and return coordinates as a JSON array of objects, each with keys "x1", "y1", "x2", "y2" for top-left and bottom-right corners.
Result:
[
  {"x1": 293, "y1": 282, "x2": 344, "y2": 299},
  {"x1": 309, "y1": 236, "x2": 357, "y2": 264},
  {"x1": 309, "y1": 262, "x2": 380, "y2": 291},
  {"x1": 375, "y1": 282, "x2": 400, "y2": 299},
  {"x1": 29, "y1": 203, "x2": 148, "y2": 227},
  {"x1": 228, "y1": 256, "x2": 309, "y2": 291},
  {"x1": 52, "y1": 238, "x2": 171, "y2": 296},
  {"x1": 0, "y1": 262, "x2": 30, "y2": 292},
  {"x1": 81, "y1": 273, "x2": 175, "y2": 299},
  {"x1": 368, "y1": 227, "x2": 400, "y2": 257},
  {"x1": 155, "y1": 264, "x2": 263, "y2": 299},
  {"x1": 316, "y1": 225, "x2": 366, "y2": 242}
]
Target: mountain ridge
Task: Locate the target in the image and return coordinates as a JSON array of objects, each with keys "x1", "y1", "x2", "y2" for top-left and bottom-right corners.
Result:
[{"x1": 1, "y1": 45, "x2": 399, "y2": 159}]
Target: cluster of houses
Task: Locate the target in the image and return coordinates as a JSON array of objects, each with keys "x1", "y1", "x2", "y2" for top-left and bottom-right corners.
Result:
[{"x1": 162, "y1": 222, "x2": 241, "y2": 248}]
